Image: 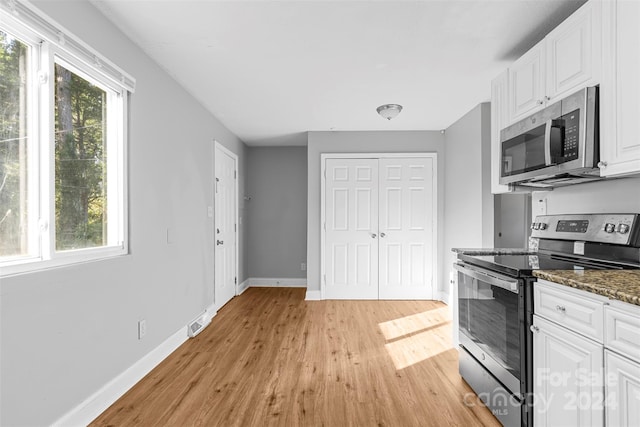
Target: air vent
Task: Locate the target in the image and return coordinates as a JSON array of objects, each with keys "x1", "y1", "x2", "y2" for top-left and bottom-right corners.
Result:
[{"x1": 188, "y1": 313, "x2": 210, "y2": 338}]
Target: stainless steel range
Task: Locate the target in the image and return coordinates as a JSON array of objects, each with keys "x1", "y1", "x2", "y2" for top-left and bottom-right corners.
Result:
[{"x1": 454, "y1": 213, "x2": 640, "y2": 427}]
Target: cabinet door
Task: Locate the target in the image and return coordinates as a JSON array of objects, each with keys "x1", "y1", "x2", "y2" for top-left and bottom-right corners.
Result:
[
  {"x1": 545, "y1": 0, "x2": 601, "y2": 101},
  {"x1": 600, "y1": 0, "x2": 640, "y2": 177},
  {"x1": 508, "y1": 40, "x2": 546, "y2": 123},
  {"x1": 606, "y1": 350, "x2": 640, "y2": 427},
  {"x1": 532, "y1": 315, "x2": 604, "y2": 427},
  {"x1": 491, "y1": 70, "x2": 512, "y2": 194}
]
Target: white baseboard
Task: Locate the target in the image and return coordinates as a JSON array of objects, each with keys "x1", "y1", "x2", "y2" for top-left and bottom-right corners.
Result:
[
  {"x1": 305, "y1": 290, "x2": 321, "y2": 301},
  {"x1": 205, "y1": 303, "x2": 217, "y2": 323},
  {"x1": 437, "y1": 290, "x2": 450, "y2": 305},
  {"x1": 237, "y1": 279, "x2": 250, "y2": 295},
  {"x1": 52, "y1": 326, "x2": 189, "y2": 427},
  {"x1": 247, "y1": 277, "x2": 306, "y2": 288}
]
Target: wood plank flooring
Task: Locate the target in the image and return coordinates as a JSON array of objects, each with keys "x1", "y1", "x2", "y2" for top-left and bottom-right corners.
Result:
[{"x1": 91, "y1": 288, "x2": 500, "y2": 427}]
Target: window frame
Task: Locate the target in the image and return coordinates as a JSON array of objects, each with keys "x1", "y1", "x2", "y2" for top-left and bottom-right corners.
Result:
[{"x1": 0, "y1": 3, "x2": 133, "y2": 276}]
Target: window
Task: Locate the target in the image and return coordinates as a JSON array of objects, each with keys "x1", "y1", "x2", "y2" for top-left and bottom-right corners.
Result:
[{"x1": 0, "y1": 3, "x2": 134, "y2": 275}]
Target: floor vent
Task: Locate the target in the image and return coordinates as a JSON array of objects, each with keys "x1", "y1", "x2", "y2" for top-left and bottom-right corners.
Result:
[{"x1": 188, "y1": 313, "x2": 209, "y2": 338}]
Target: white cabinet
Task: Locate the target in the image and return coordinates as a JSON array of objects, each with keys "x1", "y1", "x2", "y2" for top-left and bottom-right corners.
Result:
[
  {"x1": 532, "y1": 280, "x2": 640, "y2": 426},
  {"x1": 508, "y1": 0, "x2": 601, "y2": 124},
  {"x1": 599, "y1": 0, "x2": 640, "y2": 177},
  {"x1": 605, "y1": 302, "x2": 640, "y2": 426},
  {"x1": 605, "y1": 350, "x2": 640, "y2": 427},
  {"x1": 533, "y1": 315, "x2": 604, "y2": 427},
  {"x1": 509, "y1": 40, "x2": 546, "y2": 123},
  {"x1": 490, "y1": 70, "x2": 512, "y2": 194},
  {"x1": 532, "y1": 280, "x2": 606, "y2": 427}
]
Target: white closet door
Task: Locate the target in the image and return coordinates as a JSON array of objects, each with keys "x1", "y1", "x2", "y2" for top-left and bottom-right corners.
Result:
[
  {"x1": 378, "y1": 157, "x2": 434, "y2": 299},
  {"x1": 324, "y1": 159, "x2": 379, "y2": 299}
]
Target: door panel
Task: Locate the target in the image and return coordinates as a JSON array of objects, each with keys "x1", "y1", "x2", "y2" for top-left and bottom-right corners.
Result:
[
  {"x1": 214, "y1": 146, "x2": 237, "y2": 309},
  {"x1": 379, "y1": 157, "x2": 434, "y2": 299},
  {"x1": 324, "y1": 159, "x2": 378, "y2": 299}
]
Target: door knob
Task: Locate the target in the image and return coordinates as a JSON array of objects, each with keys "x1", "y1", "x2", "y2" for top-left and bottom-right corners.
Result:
[
  {"x1": 380, "y1": 232, "x2": 386, "y2": 238},
  {"x1": 371, "y1": 233, "x2": 377, "y2": 239},
  {"x1": 217, "y1": 240, "x2": 224, "y2": 246}
]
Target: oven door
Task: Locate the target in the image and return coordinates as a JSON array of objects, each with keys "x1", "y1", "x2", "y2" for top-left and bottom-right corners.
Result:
[{"x1": 455, "y1": 262, "x2": 524, "y2": 396}]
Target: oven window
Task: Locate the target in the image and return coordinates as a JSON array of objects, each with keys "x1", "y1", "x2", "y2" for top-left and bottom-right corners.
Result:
[{"x1": 458, "y1": 272, "x2": 520, "y2": 379}]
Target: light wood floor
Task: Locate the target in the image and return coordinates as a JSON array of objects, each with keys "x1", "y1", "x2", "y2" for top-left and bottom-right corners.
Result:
[{"x1": 92, "y1": 288, "x2": 500, "y2": 427}]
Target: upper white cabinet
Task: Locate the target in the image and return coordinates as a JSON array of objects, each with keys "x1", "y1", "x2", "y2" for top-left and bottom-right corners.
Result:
[
  {"x1": 508, "y1": 0, "x2": 602, "y2": 124},
  {"x1": 490, "y1": 70, "x2": 512, "y2": 194},
  {"x1": 508, "y1": 40, "x2": 546, "y2": 123},
  {"x1": 599, "y1": 0, "x2": 640, "y2": 177}
]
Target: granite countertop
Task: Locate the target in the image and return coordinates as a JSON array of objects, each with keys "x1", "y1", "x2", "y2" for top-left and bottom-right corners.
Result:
[
  {"x1": 533, "y1": 270, "x2": 640, "y2": 306},
  {"x1": 451, "y1": 248, "x2": 535, "y2": 256}
]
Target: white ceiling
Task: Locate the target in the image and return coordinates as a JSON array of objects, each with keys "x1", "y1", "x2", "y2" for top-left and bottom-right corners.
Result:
[{"x1": 91, "y1": 0, "x2": 585, "y2": 146}]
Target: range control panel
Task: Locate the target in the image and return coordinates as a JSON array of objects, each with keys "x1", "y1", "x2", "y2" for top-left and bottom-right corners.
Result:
[{"x1": 531, "y1": 214, "x2": 639, "y2": 246}]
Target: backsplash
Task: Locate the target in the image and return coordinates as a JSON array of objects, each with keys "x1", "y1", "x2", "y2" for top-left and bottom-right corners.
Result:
[{"x1": 532, "y1": 176, "x2": 640, "y2": 218}]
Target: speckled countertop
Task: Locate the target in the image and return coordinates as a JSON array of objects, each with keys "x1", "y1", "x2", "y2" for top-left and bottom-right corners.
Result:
[
  {"x1": 451, "y1": 248, "x2": 535, "y2": 255},
  {"x1": 533, "y1": 270, "x2": 640, "y2": 306}
]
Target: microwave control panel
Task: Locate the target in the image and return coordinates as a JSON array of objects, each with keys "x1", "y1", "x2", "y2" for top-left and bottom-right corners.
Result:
[{"x1": 560, "y1": 109, "x2": 580, "y2": 160}]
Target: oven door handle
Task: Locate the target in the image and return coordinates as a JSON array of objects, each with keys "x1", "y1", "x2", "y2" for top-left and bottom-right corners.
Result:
[{"x1": 453, "y1": 263, "x2": 519, "y2": 293}]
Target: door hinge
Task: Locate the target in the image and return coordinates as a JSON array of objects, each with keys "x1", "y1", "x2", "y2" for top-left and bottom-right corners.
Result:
[
  {"x1": 323, "y1": 274, "x2": 326, "y2": 283},
  {"x1": 234, "y1": 170, "x2": 237, "y2": 179},
  {"x1": 323, "y1": 169, "x2": 326, "y2": 179},
  {"x1": 323, "y1": 222, "x2": 326, "y2": 231},
  {"x1": 235, "y1": 223, "x2": 237, "y2": 232},
  {"x1": 235, "y1": 277, "x2": 237, "y2": 284}
]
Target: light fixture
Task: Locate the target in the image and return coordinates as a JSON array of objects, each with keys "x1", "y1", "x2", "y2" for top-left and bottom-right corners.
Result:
[{"x1": 376, "y1": 104, "x2": 403, "y2": 120}]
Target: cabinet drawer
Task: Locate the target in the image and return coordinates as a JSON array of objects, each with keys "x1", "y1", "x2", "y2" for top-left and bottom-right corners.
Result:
[
  {"x1": 534, "y1": 279, "x2": 607, "y2": 342},
  {"x1": 605, "y1": 303, "x2": 640, "y2": 362}
]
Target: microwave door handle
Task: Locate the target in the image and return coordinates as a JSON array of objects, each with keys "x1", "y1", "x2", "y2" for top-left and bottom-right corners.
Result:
[
  {"x1": 544, "y1": 119, "x2": 554, "y2": 166},
  {"x1": 544, "y1": 119, "x2": 565, "y2": 165}
]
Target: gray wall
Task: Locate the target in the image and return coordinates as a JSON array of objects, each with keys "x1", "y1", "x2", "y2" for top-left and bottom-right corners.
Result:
[
  {"x1": 306, "y1": 131, "x2": 446, "y2": 297},
  {"x1": 533, "y1": 176, "x2": 640, "y2": 216},
  {"x1": 442, "y1": 103, "x2": 494, "y2": 299},
  {"x1": 0, "y1": 2, "x2": 248, "y2": 425},
  {"x1": 494, "y1": 193, "x2": 532, "y2": 248},
  {"x1": 247, "y1": 147, "x2": 307, "y2": 278}
]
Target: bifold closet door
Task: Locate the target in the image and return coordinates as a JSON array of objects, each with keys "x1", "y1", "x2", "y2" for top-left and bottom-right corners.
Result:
[
  {"x1": 378, "y1": 157, "x2": 434, "y2": 299},
  {"x1": 324, "y1": 159, "x2": 379, "y2": 299},
  {"x1": 324, "y1": 156, "x2": 435, "y2": 300}
]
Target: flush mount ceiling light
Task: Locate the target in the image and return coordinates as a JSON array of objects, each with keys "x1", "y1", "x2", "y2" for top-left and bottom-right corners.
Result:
[{"x1": 376, "y1": 104, "x2": 403, "y2": 120}]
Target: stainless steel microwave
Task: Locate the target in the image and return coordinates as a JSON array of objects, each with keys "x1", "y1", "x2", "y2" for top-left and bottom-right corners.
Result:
[{"x1": 499, "y1": 86, "x2": 601, "y2": 188}]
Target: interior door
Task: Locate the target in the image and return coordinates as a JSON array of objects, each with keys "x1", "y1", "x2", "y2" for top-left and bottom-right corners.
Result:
[
  {"x1": 378, "y1": 157, "x2": 434, "y2": 299},
  {"x1": 215, "y1": 145, "x2": 237, "y2": 309},
  {"x1": 324, "y1": 158, "x2": 379, "y2": 299}
]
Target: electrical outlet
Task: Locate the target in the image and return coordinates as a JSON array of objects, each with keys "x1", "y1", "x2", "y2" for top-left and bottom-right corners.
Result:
[
  {"x1": 301, "y1": 263, "x2": 306, "y2": 271},
  {"x1": 535, "y1": 197, "x2": 547, "y2": 217},
  {"x1": 138, "y1": 319, "x2": 147, "y2": 339}
]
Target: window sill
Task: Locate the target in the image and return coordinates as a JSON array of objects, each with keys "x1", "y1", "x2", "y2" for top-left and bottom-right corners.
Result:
[{"x1": 0, "y1": 247, "x2": 129, "y2": 278}]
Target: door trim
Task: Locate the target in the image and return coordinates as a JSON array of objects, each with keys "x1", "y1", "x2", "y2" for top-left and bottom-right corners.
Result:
[
  {"x1": 214, "y1": 140, "x2": 239, "y2": 301},
  {"x1": 320, "y1": 153, "x2": 438, "y2": 300}
]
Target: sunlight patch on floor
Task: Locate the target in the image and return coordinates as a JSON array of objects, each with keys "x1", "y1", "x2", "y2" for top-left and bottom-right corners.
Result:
[
  {"x1": 383, "y1": 322, "x2": 452, "y2": 370},
  {"x1": 378, "y1": 305, "x2": 450, "y2": 341}
]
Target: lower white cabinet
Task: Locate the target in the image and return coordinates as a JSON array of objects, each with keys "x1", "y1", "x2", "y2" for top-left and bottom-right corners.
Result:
[
  {"x1": 532, "y1": 280, "x2": 640, "y2": 426},
  {"x1": 532, "y1": 314, "x2": 604, "y2": 427},
  {"x1": 605, "y1": 350, "x2": 640, "y2": 427}
]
